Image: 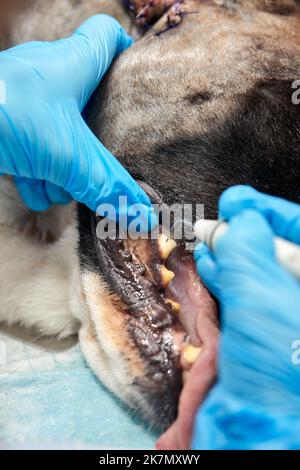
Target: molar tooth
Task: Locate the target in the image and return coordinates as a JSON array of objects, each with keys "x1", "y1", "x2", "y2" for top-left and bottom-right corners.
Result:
[
  {"x1": 181, "y1": 344, "x2": 202, "y2": 369},
  {"x1": 165, "y1": 299, "x2": 180, "y2": 314},
  {"x1": 161, "y1": 265, "x2": 175, "y2": 287},
  {"x1": 158, "y1": 234, "x2": 177, "y2": 260}
]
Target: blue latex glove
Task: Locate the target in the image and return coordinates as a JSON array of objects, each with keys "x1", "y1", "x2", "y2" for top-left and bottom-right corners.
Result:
[
  {"x1": 193, "y1": 185, "x2": 300, "y2": 450},
  {"x1": 0, "y1": 15, "x2": 156, "y2": 229}
]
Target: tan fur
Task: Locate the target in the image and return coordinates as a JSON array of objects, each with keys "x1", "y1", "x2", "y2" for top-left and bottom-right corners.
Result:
[
  {"x1": 80, "y1": 272, "x2": 146, "y2": 407},
  {"x1": 0, "y1": 178, "x2": 82, "y2": 338}
]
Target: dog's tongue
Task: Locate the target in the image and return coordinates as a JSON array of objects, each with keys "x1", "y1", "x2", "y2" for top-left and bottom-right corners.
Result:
[
  {"x1": 165, "y1": 245, "x2": 218, "y2": 346},
  {"x1": 159, "y1": 245, "x2": 219, "y2": 449}
]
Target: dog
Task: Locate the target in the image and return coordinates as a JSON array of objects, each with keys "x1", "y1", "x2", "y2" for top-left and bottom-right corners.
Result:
[{"x1": 0, "y1": 0, "x2": 299, "y2": 448}]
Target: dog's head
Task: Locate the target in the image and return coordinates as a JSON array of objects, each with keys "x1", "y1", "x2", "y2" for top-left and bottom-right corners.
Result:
[{"x1": 78, "y1": 0, "x2": 300, "y2": 430}]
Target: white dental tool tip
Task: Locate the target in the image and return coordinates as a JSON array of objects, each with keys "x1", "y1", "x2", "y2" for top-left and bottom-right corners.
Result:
[
  {"x1": 193, "y1": 218, "x2": 300, "y2": 280},
  {"x1": 193, "y1": 219, "x2": 227, "y2": 249}
]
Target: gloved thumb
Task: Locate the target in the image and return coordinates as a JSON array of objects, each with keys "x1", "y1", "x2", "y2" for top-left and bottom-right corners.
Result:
[
  {"x1": 14, "y1": 177, "x2": 72, "y2": 211},
  {"x1": 219, "y1": 185, "x2": 300, "y2": 244},
  {"x1": 54, "y1": 15, "x2": 133, "y2": 111},
  {"x1": 194, "y1": 243, "x2": 220, "y2": 297},
  {"x1": 14, "y1": 177, "x2": 51, "y2": 212}
]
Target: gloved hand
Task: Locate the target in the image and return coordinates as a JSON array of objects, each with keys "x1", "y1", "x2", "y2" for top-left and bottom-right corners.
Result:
[
  {"x1": 193, "y1": 185, "x2": 300, "y2": 450},
  {"x1": 0, "y1": 15, "x2": 156, "y2": 229}
]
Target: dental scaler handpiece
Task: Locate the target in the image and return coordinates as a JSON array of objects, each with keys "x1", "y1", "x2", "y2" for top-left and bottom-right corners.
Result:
[{"x1": 193, "y1": 219, "x2": 300, "y2": 281}]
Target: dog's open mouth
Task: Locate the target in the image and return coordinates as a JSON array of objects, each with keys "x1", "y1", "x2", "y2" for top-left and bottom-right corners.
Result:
[{"x1": 90, "y1": 194, "x2": 218, "y2": 427}]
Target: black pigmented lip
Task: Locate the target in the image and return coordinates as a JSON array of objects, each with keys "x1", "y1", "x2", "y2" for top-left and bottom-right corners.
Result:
[{"x1": 91, "y1": 214, "x2": 182, "y2": 384}]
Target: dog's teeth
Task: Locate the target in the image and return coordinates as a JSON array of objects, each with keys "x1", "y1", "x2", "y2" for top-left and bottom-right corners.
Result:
[
  {"x1": 165, "y1": 299, "x2": 180, "y2": 314},
  {"x1": 158, "y1": 234, "x2": 176, "y2": 260},
  {"x1": 181, "y1": 344, "x2": 202, "y2": 369},
  {"x1": 161, "y1": 265, "x2": 175, "y2": 287}
]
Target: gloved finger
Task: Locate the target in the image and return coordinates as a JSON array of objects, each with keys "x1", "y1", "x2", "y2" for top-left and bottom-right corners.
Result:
[
  {"x1": 194, "y1": 244, "x2": 220, "y2": 297},
  {"x1": 61, "y1": 119, "x2": 158, "y2": 232},
  {"x1": 219, "y1": 185, "x2": 300, "y2": 244},
  {"x1": 14, "y1": 176, "x2": 51, "y2": 212},
  {"x1": 215, "y1": 209, "x2": 275, "y2": 265},
  {"x1": 55, "y1": 15, "x2": 133, "y2": 111},
  {"x1": 45, "y1": 182, "x2": 72, "y2": 206}
]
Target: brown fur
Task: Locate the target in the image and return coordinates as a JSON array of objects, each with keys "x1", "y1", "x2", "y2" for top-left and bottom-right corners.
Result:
[{"x1": 91, "y1": 0, "x2": 300, "y2": 159}]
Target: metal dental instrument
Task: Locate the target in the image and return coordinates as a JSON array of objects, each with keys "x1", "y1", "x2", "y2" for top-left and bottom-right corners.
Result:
[{"x1": 193, "y1": 219, "x2": 300, "y2": 280}]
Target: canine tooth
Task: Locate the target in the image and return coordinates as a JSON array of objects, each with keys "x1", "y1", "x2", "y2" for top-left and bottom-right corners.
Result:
[
  {"x1": 161, "y1": 265, "x2": 175, "y2": 287},
  {"x1": 158, "y1": 234, "x2": 177, "y2": 260},
  {"x1": 181, "y1": 344, "x2": 202, "y2": 369},
  {"x1": 165, "y1": 299, "x2": 180, "y2": 314}
]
